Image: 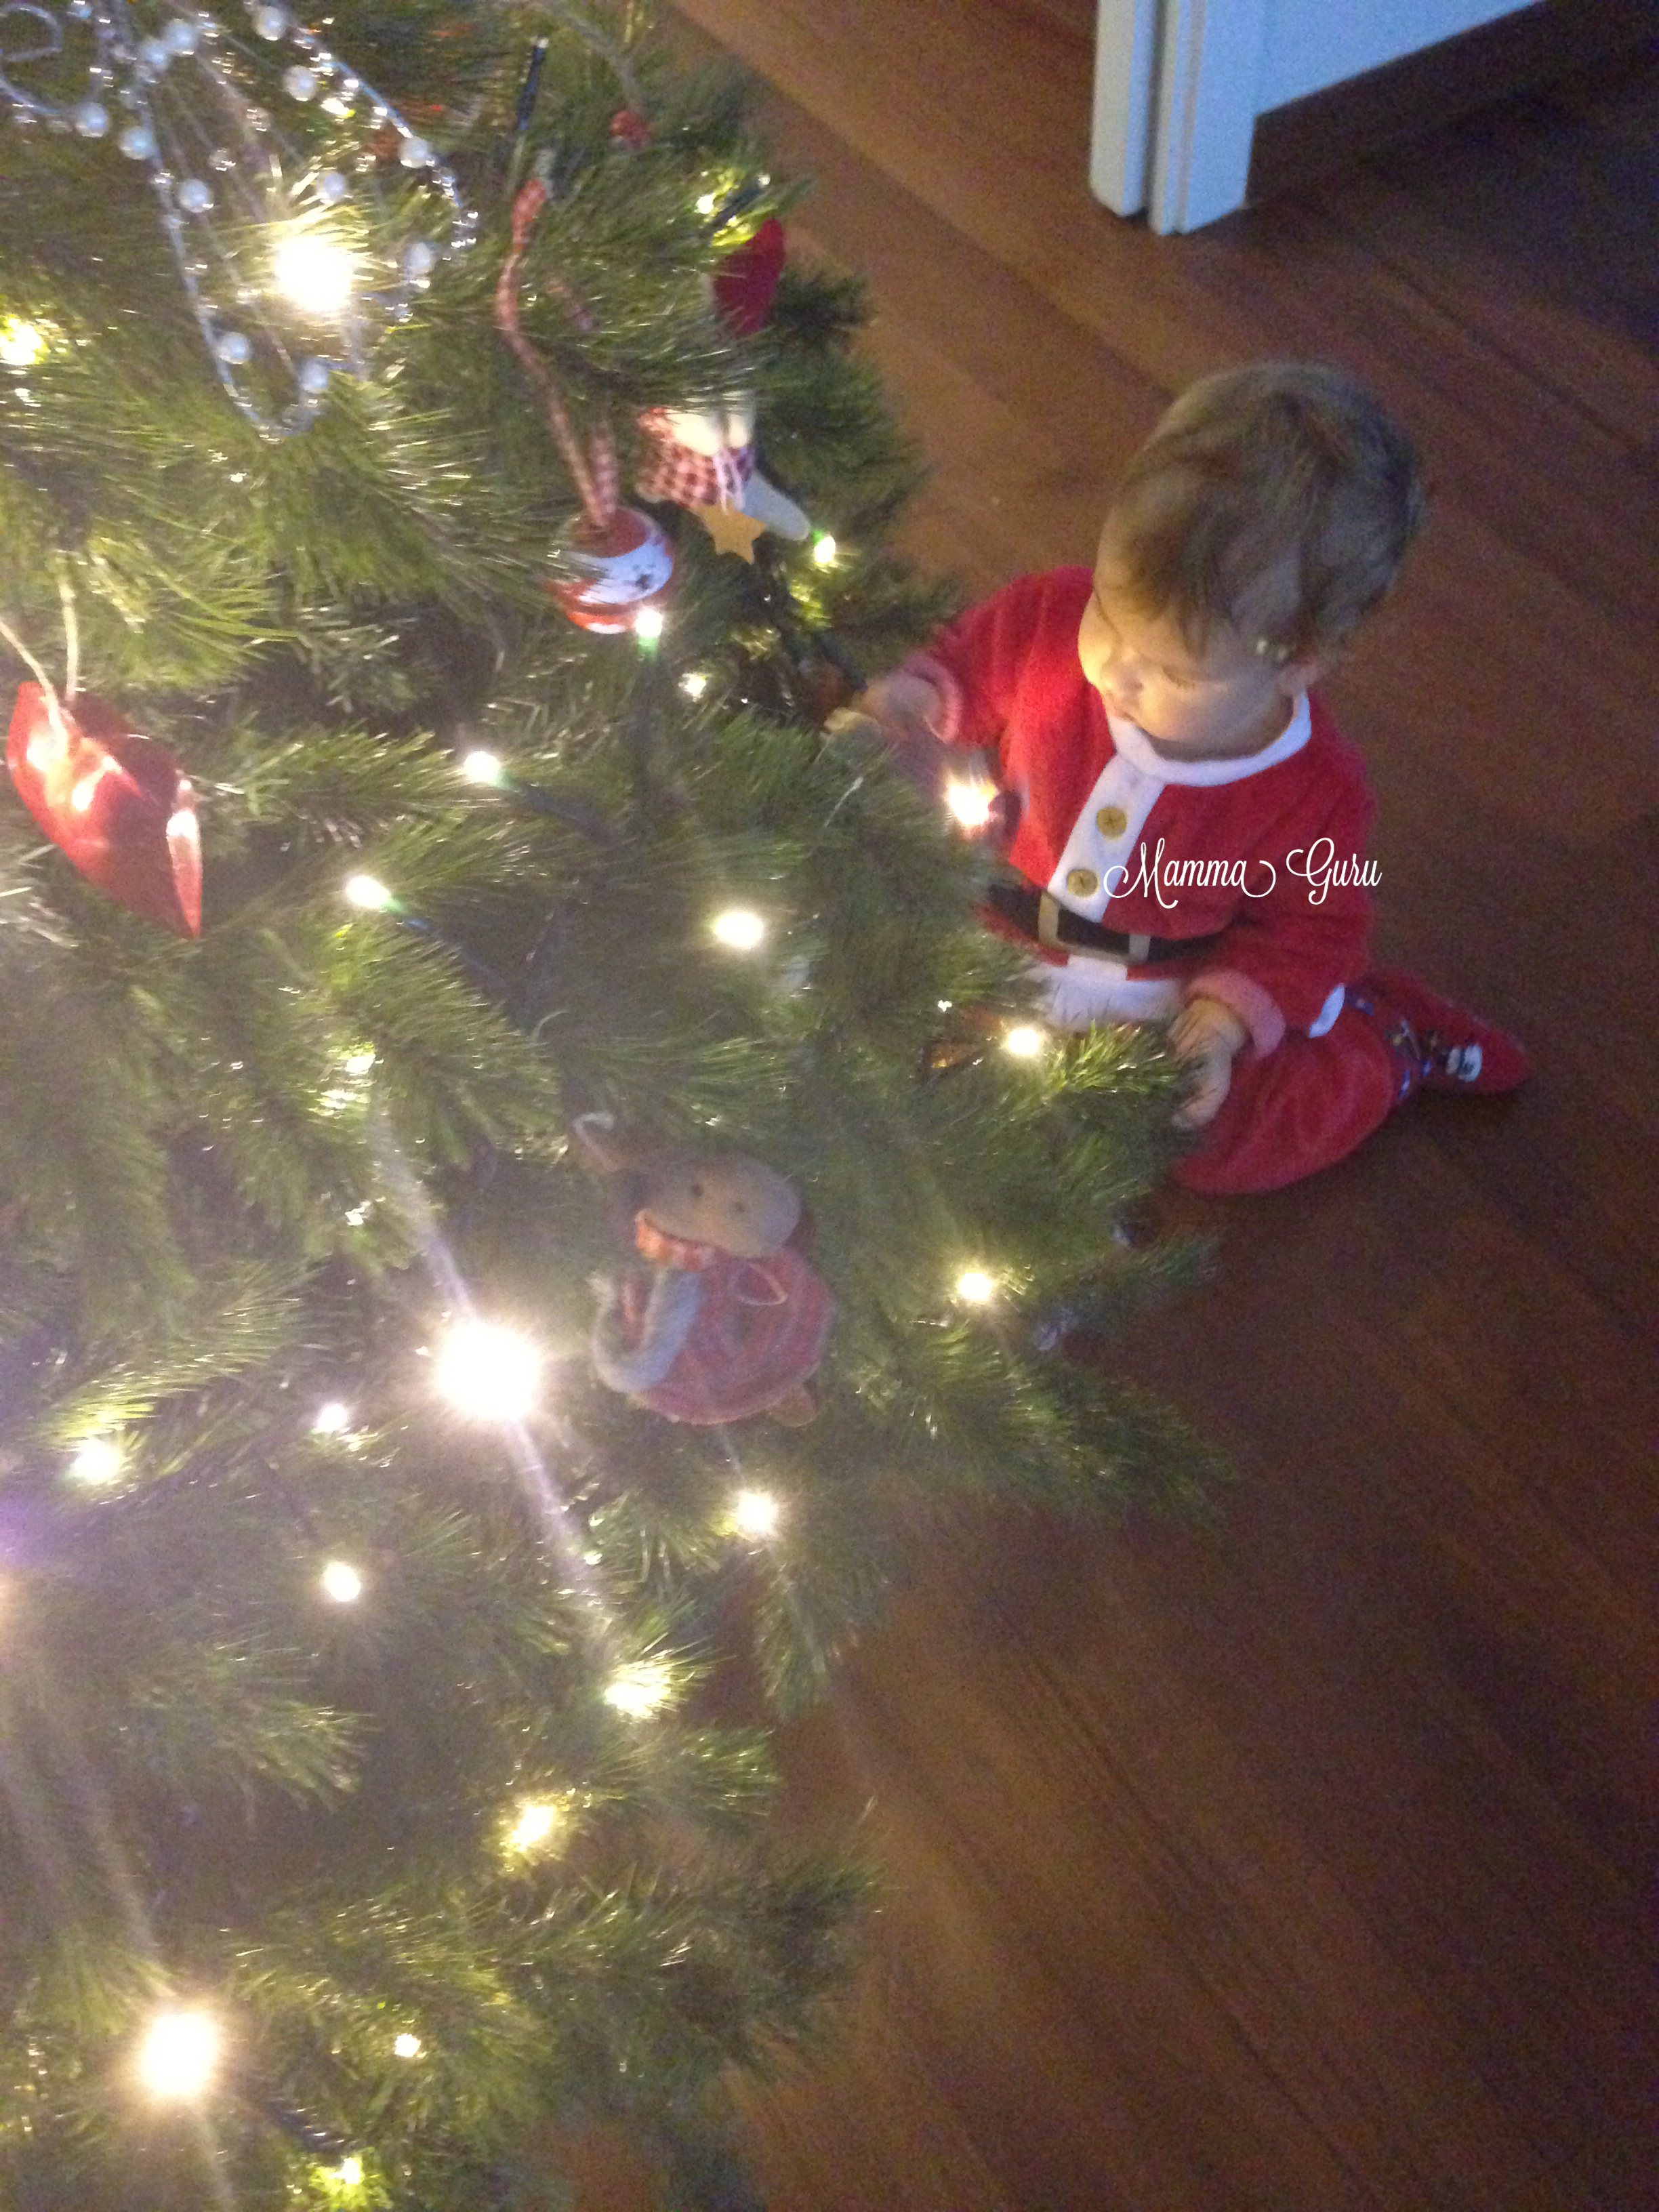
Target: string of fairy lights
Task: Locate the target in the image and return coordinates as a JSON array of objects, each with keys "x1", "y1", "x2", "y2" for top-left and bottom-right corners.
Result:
[
  {"x1": 32, "y1": 764, "x2": 1053, "y2": 2190},
  {"x1": 60, "y1": 1288, "x2": 701, "y2": 2178},
  {"x1": 0, "y1": 24, "x2": 1072, "y2": 2184},
  {"x1": 5, "y1": 416, "x2": 1050, "y2": 2212}
]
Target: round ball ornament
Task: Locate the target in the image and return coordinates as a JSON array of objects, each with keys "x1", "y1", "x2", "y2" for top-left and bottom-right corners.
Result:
[{"x1": 550, "y1": 508, "x2": 675, "y2": 634}]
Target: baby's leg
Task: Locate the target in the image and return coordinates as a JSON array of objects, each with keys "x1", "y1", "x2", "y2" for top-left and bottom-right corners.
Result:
[{"x1": 1172, "y1": 1006, "x2": 1399, "y2": 1195}]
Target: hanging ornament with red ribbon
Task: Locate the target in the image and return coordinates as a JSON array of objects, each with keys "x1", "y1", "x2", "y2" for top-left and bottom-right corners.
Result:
[
  {"x1": 635, "y1": 213, "x2": 811, "y2": 562},
  {"x1": 495, "y1": 168, "x2": 676, "y2": 634},
  {"x1": 7, "y1": 681, "x2": 201, "y2": 936}
]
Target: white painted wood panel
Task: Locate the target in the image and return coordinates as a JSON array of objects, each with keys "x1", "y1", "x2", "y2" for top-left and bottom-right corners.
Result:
[
  {"x1": 1091, "y1": 0, "x2": 1536, "y2": 232},
  {"x1": 1258, "y1": 0, "x2": 1532, "y2": 109}
]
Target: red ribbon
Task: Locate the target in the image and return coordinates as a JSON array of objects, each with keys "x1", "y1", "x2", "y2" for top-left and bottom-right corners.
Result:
[{"x1": 495, "y1": 178, "x2": 618, "y2": 530}]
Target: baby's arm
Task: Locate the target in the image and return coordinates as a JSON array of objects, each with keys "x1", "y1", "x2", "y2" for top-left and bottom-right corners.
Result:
[{"x1": 1167, "y1": 996, "x2": 1251, "y2": 1128}]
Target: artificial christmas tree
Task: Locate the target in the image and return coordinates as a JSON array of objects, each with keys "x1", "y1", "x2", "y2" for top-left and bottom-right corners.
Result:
[{"x1": 0, "y1": 5, "x2": 1211, "y2": 2205}]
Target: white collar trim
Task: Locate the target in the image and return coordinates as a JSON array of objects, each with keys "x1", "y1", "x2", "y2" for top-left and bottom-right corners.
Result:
[{"x1": 1107, "y1": 692, "x2": 1311, "y2": 785}]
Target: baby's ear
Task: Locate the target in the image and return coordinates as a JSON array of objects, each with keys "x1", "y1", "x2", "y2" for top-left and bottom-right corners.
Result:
[{"x1": 1275, "y1": 646, "x2": 1335, "y2": 698}]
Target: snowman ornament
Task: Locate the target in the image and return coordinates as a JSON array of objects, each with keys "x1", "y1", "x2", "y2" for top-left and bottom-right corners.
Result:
[{"x1": 635, "y1": 217, "x2": 811, "y2": 562}]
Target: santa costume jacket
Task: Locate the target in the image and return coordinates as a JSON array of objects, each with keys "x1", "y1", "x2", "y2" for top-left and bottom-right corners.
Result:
[{"x1": 909, "y1": 567, "x2": 1378, "y2": 1059}]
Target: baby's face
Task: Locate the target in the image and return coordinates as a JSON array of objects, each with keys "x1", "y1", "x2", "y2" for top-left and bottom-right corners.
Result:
[{"x1": 1078, "y1": 562, "x2": 1296, "y2": 758}]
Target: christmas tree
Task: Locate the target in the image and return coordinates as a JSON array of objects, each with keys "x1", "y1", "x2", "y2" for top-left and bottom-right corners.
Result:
[{"x1": 0, "y1": 5, "x2": 1210, "y2": 2205}]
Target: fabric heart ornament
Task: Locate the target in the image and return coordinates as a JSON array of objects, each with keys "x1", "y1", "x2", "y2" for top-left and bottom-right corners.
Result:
[
  {"x1": 7, "y1": 683, "x2": 201, "y2": 935},
  {"x1": 712, "y1": 216, "x2": 786, "y2": 337}
]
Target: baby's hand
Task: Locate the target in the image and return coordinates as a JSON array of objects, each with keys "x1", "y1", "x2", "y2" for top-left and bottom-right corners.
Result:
[
  {"x1": 853, "y1": 669, "x2": 945, "y2": 750},
  {"x1": 827, "y1": 670, "x2": 956, "y2": 806},
  {"x1": 1168, "y1": 996, "x2": 1250, "y2": 1128}
]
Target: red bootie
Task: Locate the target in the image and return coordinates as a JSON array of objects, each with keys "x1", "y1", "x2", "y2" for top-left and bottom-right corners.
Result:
[{"x1": 1351, "y1": 969, "x2": 1530, "y2": 1098}]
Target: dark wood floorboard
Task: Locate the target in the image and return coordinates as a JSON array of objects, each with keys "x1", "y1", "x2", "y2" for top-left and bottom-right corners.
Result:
[{"x1": 577, "y1": 11, "x2": 1659, "y2": 2208}]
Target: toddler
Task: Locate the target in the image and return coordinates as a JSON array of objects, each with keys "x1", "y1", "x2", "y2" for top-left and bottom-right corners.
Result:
[{"x1": 856, "y1": 361, "x2": 1527, "y2": 1194}]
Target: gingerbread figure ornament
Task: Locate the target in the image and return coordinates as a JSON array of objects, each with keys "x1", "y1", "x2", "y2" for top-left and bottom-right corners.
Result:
[{"x1": 575, "y1": 1116, "x2": 834, "y2": 1427}]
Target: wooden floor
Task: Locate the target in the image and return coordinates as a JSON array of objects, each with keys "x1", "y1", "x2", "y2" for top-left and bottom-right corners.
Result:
[{"x1": 583, "y1": 9, "x2": 1659, "y2": 2207}]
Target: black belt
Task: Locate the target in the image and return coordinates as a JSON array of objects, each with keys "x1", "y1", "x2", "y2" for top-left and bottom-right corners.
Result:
[{"x1": 984, "y1": 880, "x2": 1227, "y2": 966}]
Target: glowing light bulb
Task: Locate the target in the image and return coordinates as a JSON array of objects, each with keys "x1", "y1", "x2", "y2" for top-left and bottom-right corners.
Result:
[
  {"x1": 271, "y1": 232, "x2": 357, "y2": 317},
  {"x1": 632, "y1": 605, "x2": 665, "y2": 643},
  {"x1": 0, "y1": 316, "x2": 47, "y2": 368},
  {"x1": 955, "y1": 1268, "x2": 998, "y2": 1305},
  {"x1": 695, "y1": 191, "x2": 718, "y2": 215},
  {"x1": 507, "y1": 1799, "x2": 562, "y2": 1852},
  {"x1": 710, "y1": 907, "x2": 766, "y2": 951},
  {"x1": 434, "y1": 1320, "x2": 541, "y2": 1422},
  {"x1": 1003, "y1": 1025, "x2": 1046, "y2": 1058},
  {"x1": 460, "y1": 749, "x2": 504, "y2": 785},
  {"x1": 679, "y1": 671, "x2": 709, "y2": 699},
  {"x1": 731, "y1": 1488, "x2": 781, "y2": 1540},
  {"x1": 604, "y1": 1659, "x2": 673, "y2": 1719},
  {"x1": 321, "y1": 1559, "x2": 363, "y2": 1603},
  {"x1": 137, "y1": 2009, "x2": 219, "y2": 2098},
  {"x1": 311, "y1": 1401, "x2": 351, "y2": 1435},
  {"x1": 343, "y1": 874, "x2": 392, "y2": 911},
  {"x1": 392, "y1": 2032, "x2": 422, "y2": 2059},
  {"x1": 812, "y1": 533, "x2": 838, "y2": 567},
  {"x1": 945, "y1": 777, "x2": 998, "y2": 830},
  {"x1": 333, "y1": 2157, "x2": 364, "y2": 2188},
  {"x1": 68, "y1": 1437, "x2": 123, "y2": 1486}
]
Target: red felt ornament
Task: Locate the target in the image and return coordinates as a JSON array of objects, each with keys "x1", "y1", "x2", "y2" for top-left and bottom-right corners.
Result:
[
  {"x1": 550, "y1": 507, "x2": 676, "y2": 634},
  {"x1": 609, "y1": 107, "x2": 651, "y2": 148},
  {"x1": 712, "y1": 215, "x2": 786, "y2": 337},
  {"x1": 7, "y1": 683, "x2": 201, "y2": 935}
]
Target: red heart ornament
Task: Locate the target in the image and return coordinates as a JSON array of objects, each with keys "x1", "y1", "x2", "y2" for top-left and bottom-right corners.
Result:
[
  {"x1": 7, "y1": 684, "x2": 202, "y2": 936},
  {"x1": 713, "y1": 216, "x2": 785, "y2": 337}
]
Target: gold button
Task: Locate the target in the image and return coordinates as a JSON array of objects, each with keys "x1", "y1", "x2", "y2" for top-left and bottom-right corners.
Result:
[
  {"x1": 1066, "y1": 867, "x2": 1099, "y2": 898},
  {"x1": 1095, "y1": 804, "x2": 1128, "y2": 838}
]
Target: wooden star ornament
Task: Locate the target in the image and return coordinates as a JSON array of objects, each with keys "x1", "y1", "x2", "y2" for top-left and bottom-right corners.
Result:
[{"x1": 691, "y1": 499, "x2": 767, "y2": 562}]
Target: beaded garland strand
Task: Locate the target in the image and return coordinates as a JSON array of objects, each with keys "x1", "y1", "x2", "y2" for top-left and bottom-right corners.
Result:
[{"x1": 0, "y1": 0, "x2": 476, "y2": 436}]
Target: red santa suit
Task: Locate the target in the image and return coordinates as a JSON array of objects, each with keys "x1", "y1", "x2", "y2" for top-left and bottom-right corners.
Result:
[{"x1": 909, "y1": 567, "x2": 1412, "y2": 1193}]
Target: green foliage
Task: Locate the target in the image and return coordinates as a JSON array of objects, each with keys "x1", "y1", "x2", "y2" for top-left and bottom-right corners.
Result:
[{"x1": 0, "y1": 5, "x2": 1211, "y2": 2207}]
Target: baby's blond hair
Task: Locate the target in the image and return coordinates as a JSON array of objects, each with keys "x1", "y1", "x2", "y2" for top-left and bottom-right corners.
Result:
[{"x1": 1103, "y1": 361, "x2": 1425, "y2": 662}]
